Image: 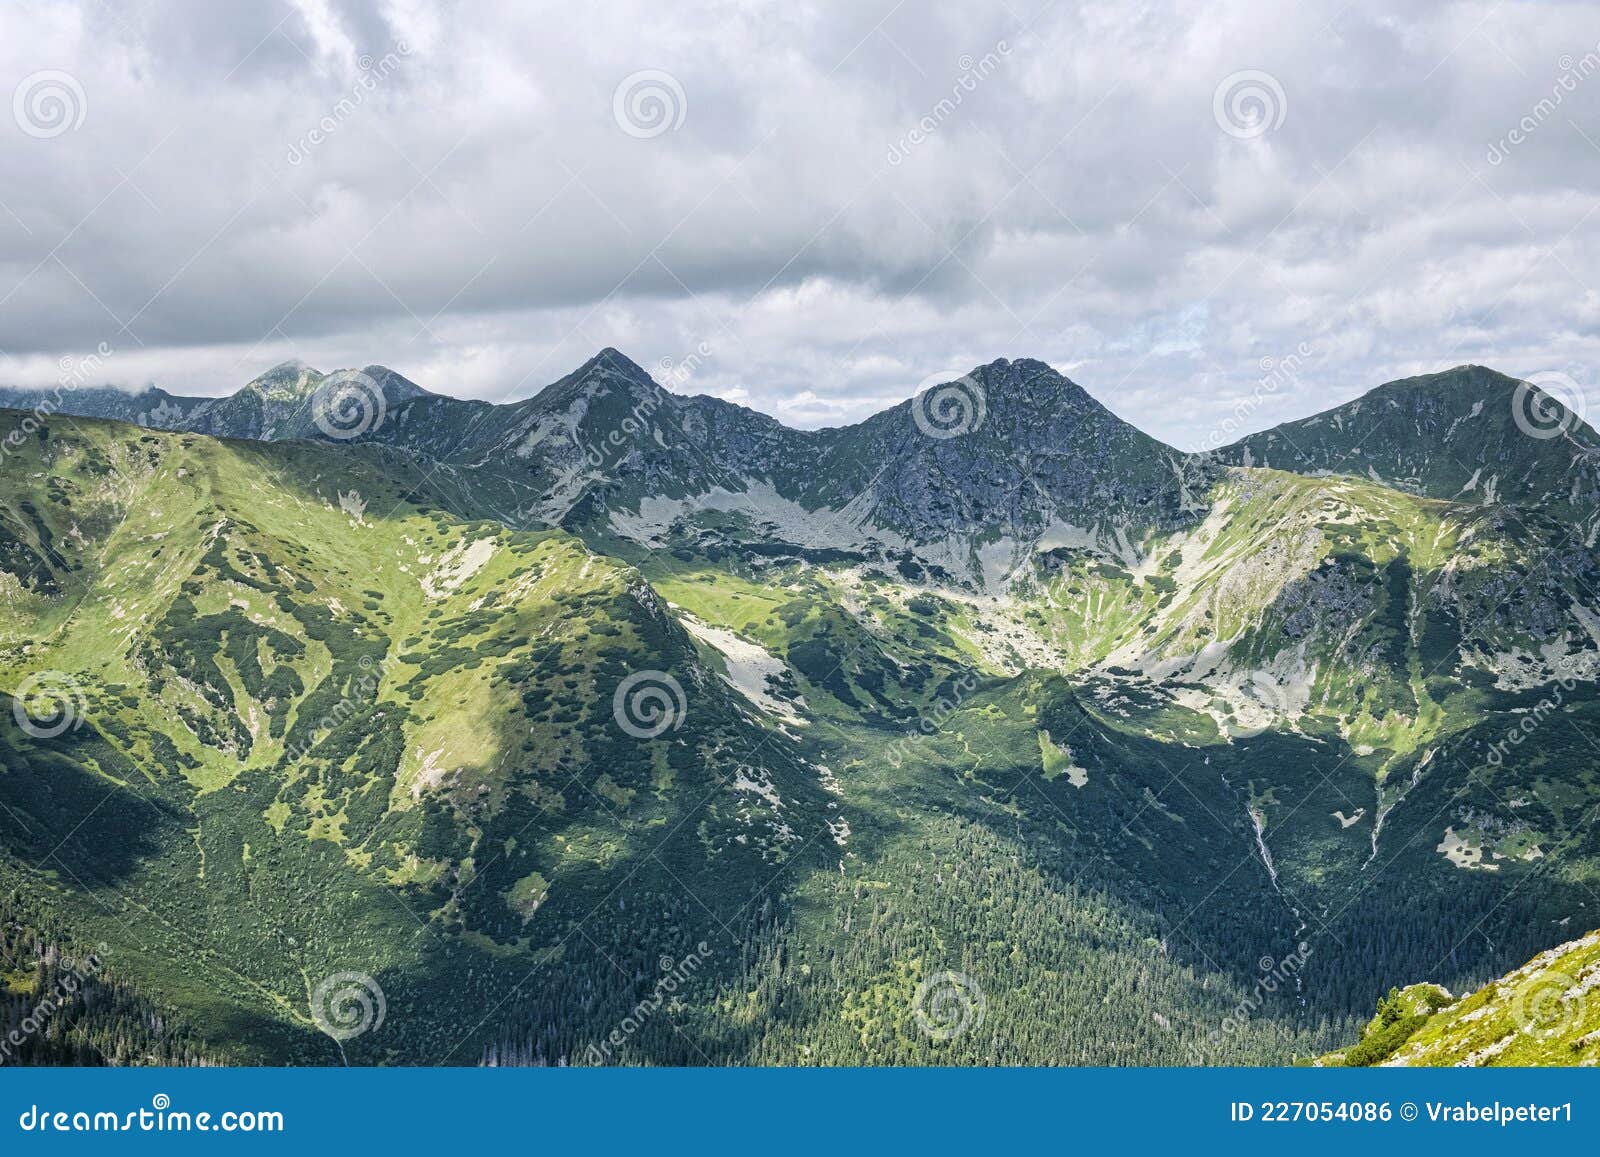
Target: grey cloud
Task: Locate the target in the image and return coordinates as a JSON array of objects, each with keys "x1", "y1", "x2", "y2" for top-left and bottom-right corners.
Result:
[{"x1": 0, "y1": 0, "x2": 1597, "y2": 449}]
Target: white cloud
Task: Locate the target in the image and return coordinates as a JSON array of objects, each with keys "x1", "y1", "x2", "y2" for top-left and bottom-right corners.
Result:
[{"x1": 0, "y1": 0, "x2": 1597, "y2": 448}]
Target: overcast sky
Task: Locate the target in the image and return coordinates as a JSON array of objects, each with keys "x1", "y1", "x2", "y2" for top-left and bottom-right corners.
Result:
[{"x1": 1, "y1": 0, "x2": 1597, "y2": 448}]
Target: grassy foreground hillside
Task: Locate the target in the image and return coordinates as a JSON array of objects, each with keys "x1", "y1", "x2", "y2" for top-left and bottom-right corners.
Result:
[{"x1": 1322, "y1": 929, "x2": 1600, "y2": 1066}]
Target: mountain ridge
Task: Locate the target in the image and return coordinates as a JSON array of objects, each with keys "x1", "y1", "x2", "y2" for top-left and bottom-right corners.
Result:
[
  {"x1": 5, "y1": 350, "x2": 1593, "y2": 589},
  {"x1": 9, "y1": 350, "x2": 1584, "y2": 454}
]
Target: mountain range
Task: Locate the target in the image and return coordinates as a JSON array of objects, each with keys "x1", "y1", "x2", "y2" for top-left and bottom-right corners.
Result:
[{"x1": 0, "y1": 350, "x2": 1596, "y2": 1066}]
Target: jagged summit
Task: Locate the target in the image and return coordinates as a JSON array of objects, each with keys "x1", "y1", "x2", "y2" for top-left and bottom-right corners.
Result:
[{"x1": 1217, "y1": 363, "x2": 1600, "y2": 530}]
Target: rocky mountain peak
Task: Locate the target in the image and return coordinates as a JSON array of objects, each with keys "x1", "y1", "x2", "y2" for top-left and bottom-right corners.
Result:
[{"x1": 245, "y1": 359, "x2": 324, "y2": 400}]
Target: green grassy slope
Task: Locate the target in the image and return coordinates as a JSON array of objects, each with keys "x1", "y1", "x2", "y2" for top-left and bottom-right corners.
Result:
[{"x1": 1323, "y1": 928, "x2": 1600, "y2": 1066}]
